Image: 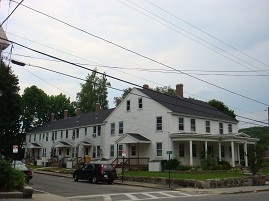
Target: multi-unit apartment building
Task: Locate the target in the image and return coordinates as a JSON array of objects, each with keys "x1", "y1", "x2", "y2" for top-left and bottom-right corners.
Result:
[{"x1": 25, "y1": 84, "x2": 258, "y2": 170}]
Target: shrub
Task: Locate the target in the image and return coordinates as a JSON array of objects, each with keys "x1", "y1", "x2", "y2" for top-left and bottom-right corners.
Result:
[
  {"x1": 163, "y1": 158, "x2": 181, "y2": 170},
  {"x1": 0, "y1": 159, "x2": 26, "y2": 191},
  {"x1": 218, "y1": 160, "x2": 231, "y2": 170}
]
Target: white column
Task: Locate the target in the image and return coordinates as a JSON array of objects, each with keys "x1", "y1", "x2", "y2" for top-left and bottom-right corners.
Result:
[
  {"x1": 244, "y1": 143, "x2": 248, "y2": 166},
  {"x1": 189, "y1": 140, "x2": 193, "y2": 166},
  {"x1": 231, "y1": 141, "x2": 235, "y2": 167},
  {"x1": 218, "y1": 142, "x2": 222, "y2": 161},
  {"x1": 237, "y1": 144, "x2": 240, "y2": 164}
]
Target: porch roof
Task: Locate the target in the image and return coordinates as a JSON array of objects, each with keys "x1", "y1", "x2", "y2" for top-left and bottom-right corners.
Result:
[
  {"x1": 54, "y1": 141, "x2": 72, "y2": 148},
  {"x1": 170, "y1": 132, "x2": 259, "y2": 143},
  {"x1": 28, "y1": 143, "x2": 42, "y2": 149},
  {"x1": 115, "y1": 133, "x2": 151, "y2": 144},
  {"x1": 78, "y1": 141, "x2": 92, "y2": 146}
]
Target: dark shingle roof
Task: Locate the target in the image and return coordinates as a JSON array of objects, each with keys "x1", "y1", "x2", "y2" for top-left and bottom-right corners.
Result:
[
  {"x1": 127, "y1": 133, "x2": 151, "y2": 142},
  {"x1": 28, "y1": 108, "x2": 114, "y2": 133},
  {"x1": 137, "y1": 88, "x2": 237, "y2": 122}
]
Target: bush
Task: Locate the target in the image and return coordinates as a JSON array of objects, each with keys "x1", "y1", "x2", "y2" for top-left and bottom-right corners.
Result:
[
  {"x1": 0, "y1": 159, "x2": 26, "y2": 191},
  {"x1": 163, "y1": 158, "x2": 181, "y2": 170},
  {"x1": 218, "y1": 160, "x2": 231, "y2": 170}
]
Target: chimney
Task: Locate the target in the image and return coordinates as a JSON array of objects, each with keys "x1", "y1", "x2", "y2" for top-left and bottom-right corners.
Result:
[
  {"x1": 143, "y1": 84, "x2": 149, "y2": 89},
  {"x1": 75, "y1": 108, "x2": 81, "y2": 118},
  {"x1": 51, "y1": 113, "x2": 55, "y2": 122},
  {"x1": 95, "y1": 103, "x2": 100, "y2": 113},
  {"x1": 64, "y1": 110, "x2": 68, "y2": 119},
  {"x1": 176, "y1": 84, "x2": 183, "y2": 98}
]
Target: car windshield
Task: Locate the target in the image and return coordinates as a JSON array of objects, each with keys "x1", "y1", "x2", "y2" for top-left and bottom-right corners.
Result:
[{"x1": 14, "y1": 164, "x2": 28, "y2": 171}]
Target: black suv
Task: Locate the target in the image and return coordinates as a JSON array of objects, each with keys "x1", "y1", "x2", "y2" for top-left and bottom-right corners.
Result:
[{"x1": 73, "y1": 162, "x2": 118, "y2": 184}]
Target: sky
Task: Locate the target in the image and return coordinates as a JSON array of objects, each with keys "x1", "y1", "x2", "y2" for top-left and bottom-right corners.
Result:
[{"x1": 0, "y1": 0, "x2": 268, "y2": 129}]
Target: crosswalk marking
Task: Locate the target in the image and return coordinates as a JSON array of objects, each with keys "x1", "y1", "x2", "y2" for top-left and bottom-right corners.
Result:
[{"x1": 67, "y1": 190, "x2": 208, "y2": 201}]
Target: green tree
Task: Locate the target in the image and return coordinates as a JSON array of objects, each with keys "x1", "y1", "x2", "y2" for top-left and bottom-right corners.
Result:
[
  {"x1": 0, "y1": 60, "x2": 22, "y2": 158},
  {"x1": 49, "y1": 93, "x2": 75, "y2": 120},
  {"x1": 208, "y1": 99, "x2": 236, "y2": 118},
  {"x1": 155, "y1": 86, "x2": 176, "y2": 96},
  {"x1": 21, "y1": 85, "x2": 50, "y2": 132},
  {"x1": 247, "y1": 144, "x2": 266, "y2": 175},
  {"x1": 76, "y1": 69, "x2": 110, "y2": 112}
]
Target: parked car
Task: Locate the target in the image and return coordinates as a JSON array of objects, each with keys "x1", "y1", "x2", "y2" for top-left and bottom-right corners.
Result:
[
  {"x1": 14, "y1": 164, "x2": 33, "y2": 183},
  {"x1": 11, "y1": 160, "x2": 25, "y2": 166},
  {"x1": 73, "y1": 162, "x2": 118, "y2": 184}
]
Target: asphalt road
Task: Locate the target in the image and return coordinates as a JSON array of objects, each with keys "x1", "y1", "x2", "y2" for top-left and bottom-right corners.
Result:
[{"x1": 28, "y1": 173, "x2": 269, "y2": 201}]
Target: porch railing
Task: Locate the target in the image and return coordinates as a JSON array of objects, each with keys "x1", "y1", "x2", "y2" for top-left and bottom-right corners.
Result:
[{"x1": 112, "y1": 157, "x2": 149, "y2": 170}]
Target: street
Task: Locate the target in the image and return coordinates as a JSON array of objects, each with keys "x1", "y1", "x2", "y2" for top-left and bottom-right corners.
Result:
[{"x1": 28, "y1": 173, "x2": 269, "y2": 201}]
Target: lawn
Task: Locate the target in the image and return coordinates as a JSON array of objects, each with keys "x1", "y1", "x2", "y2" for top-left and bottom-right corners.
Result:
[{"x1": 121, "y1": 170, "x2": 245, "y2": 180}]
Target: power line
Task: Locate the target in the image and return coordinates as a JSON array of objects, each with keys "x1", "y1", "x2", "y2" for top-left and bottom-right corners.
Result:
[
  {"x1": 1, "y1": 0, "x2": 24, "y2": 26},
  {"x1": 7, "y1": 58, "x2": 268, "y2": 126},
  {"x1": 143, "y1": 0, "x2": 269, "y2": 69},
  {"x1": 3, "y1": 3, "x2": 268, "y2": 107}
]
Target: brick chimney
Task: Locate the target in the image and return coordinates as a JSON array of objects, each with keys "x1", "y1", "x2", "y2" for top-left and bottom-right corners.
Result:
[
  {"x1": 75, "y1": 108, "x2": 81, "y2": 118},
  {"x1": 51, "y1": 113, "x2": 55, "y2": 122},
  {"x1": 176, "y1": 84, "x2": 183, "y2": 98},
  {"x1": 143, "y1": 84, "x2": 149, "y2": 89},
  {"x1": 95, "y1": 103, "x2": 100, "y2": 113},
  {"x1": 64, "y1": 110, "x2": 68, "y2": 119}
]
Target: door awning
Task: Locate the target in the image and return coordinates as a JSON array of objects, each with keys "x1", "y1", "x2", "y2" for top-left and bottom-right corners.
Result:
[
  {"x1": 28, "y1": 143, "x2": 42, "y2": 149},
  {"x1": 115, "y1": 133, "x2": 151, "y2": 144},
  {"x1": 78, "y1": 141, "x2": 92, "y2": 146},
  {"x1": 54, "y1": 141, "x2": 72, "y2": 148}
]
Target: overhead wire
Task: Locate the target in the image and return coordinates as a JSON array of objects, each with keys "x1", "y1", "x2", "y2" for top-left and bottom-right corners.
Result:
[
  {"x1": 143, "y1": 0, "x2": 269, "y2": 69},
  {"x1": 4, "y1": 2, "x2": 269, "y2": 107},
  {"x1": 120, "y1": 0, "x2": 268, "y2": 78},
  {"x1": 5, "y1": 57, "x2": 268, "y2": 126},
  {"x1": 1, "y1": 0, "x2": 24, "y2": 26}
]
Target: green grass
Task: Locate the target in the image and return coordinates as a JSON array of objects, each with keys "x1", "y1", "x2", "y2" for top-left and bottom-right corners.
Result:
[{"x1": 120, "y1": 171, "x2": 245, "y2": 180}]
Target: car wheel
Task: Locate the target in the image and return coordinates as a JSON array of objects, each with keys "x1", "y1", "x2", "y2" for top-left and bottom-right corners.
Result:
[
  {"x1": 107, "y1": 180, "x2": 113, "y2": 184},
  {"x1": 92, "y1": 176, "x2": 98, "y2": 184},
  {"x1": 73, "y1": 174, "x2": 79, "y2": 182}
]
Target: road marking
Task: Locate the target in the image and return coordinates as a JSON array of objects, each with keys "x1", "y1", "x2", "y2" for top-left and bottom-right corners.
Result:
[{"x1": 67, "y1": 190, "x2": 209, "y2": 200}]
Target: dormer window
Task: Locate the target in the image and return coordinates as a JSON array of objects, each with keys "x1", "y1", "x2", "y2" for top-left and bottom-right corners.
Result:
[{"x1": 138, "y1": 98, "x2": 143, "y2": 109}]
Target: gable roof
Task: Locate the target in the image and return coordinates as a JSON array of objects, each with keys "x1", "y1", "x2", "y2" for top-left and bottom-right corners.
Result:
[
  {"x1": 28, "y1": 108, "x2": 114, "y2": 134},
  {"x1": 115, "y1": 133, "x2": 151, "y2": 144},
  {"x1": 136, "y1": 88, "x2": 237, "y2": 122}
]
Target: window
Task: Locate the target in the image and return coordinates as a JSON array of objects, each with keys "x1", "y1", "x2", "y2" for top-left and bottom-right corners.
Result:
[
  {"x1": 66, "y1": 130, "x2": 68, "y2": 138},
  {"x1": 67, "y1": 148, "x2": 70, "y2": 156},
  {"x1": 179, "y1": 143, "x2": 185, "y2": 157},
  {"x1": 110, "y1": 145, "x2": 114, "y2": 157},
  {"x1": 42, "y1": 133, "x2": 45, "y2": 140},
  {"x1": 60, "y1": 131, "x2": 63, "y2": 139},
  {"x1": 219, "y1": 123, "x2": 223, "y2": 134},
  {"x1": 97, "y1": 146, "x2": 101, "y2": 157},
  {"x1": 206, "y1": 121, "x2": 210, "y2": 133},
  {"x1": 111, "y1": 123, "x2": 115, "y2": 135},
  {"x1": 191, "y1": 119, "x2": 196, "y2": 132},
  {"x1": 59, "y1": 149, "x2": 62, "y2": 155},
  {"x1": 42, "y1": 148, "x2": 46, "y2": 157},
  {"x1": 192, "y1": 144, "x2": 197, "y2": 157},
  {"x1": 118, "y1": 144, "x2": 123, "y2": 157},
  {"x1": 119, "y1": 121, "x2": 123, "y2": 134},
  {"x1": 156, "y1": 142, "x2": 162, "y2": 156},
  {"x1": 221, "y1": 145, "x2": 225, "y2": 158},
  {"x1": 76, "y1": 128, "x2": 79, "y2": 138},
  {"x1": 131, "y1": 145, "x2": 136, "y2": 156},
  {"x1": 228, "y1": 124, "x2": 232, "y2": 134},
  {"x1": 55, "y1": 132, "x2": 57, "y2": 140},
  {"x1": 29, "y1": 135, "x2": 31, "y2": 142},
  {"x1": 138, "y1": 98, "x2": 143, "y2": 109},
  {"x1": 126, "y1": 100, "x2": 130, "y2": 111},
  {"x1": 85, "y1": 127, "x2": 87, "y2": 135},
  {"x1": 93, "y1": 126, "x2": 97, "y2": 135},
  {"x1": 97, "y1": 126, "x2": 101, "y2": 136},
  {"x1": 72, "y1": 147, "x2": 75, "y2": 157},
  {"x1": 34, "y1": 134, "x2": 36, "y2": 141},
  {"x1": 39, "y1": 134, "x2": 41, "y2": 140},
  {"x1": 178, "y1": 117, "x2": 184, "y2": 131},
  {"x1": 46, "y1": 133, "x2": 48, "y2": 141},
  {"x1": 156, "y1": 116, "x2": 162, "y2": 131}
]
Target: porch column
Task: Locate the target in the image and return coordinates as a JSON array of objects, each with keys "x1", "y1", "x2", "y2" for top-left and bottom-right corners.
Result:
[
  {"x1": 204, "y1": 141, "x2": 208, "y2": 157},
  {"x1": 189, "y1": 140, "x2": 193, "y2": 166},
  {"x1": 231, "y1": 141, "x2": 235, "y2": 167},
  {"x1": 237, "y1": 144, "x2": 240, "y2": 164},
  {"x1": 218, "y1": 142, "x2": 221, "y2": 161},
  {"x1": 244, "y1": 143, "x2": 248, "y2": 166}
]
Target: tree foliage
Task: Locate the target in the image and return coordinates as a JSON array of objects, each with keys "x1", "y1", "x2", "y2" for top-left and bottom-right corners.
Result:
[
  {"x1": 113, "y1": 87, "x2": 132, "y2": 106},
  {"x1": 48, "y1": 93, "x2": 75, "y2": 120},
  {"x1": 155, "y1": 86, "x2": 176, "y2": 96},
  {"x1": 76, "y1": 69, "x2": 110, "y2": 112},
  {"x1": 239, "y1": 126, "x2": 269, "y2": 146},
  {"x1": 0, "y1": 60, "x2": 22, "y2": 158},
  {"x1": 208, "y1": 99, "x2": 236, "y2": 118},
  {"x1": 247, "y1": 144, "x2": 266, "y2": 175}
]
